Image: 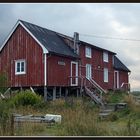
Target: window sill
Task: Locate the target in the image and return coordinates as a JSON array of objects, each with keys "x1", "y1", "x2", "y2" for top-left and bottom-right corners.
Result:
[{"x1": 15, "y1": 72, "x2": 26, "y2": 75}]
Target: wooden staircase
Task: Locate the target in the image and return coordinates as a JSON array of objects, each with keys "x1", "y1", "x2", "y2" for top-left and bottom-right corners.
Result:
[{"x1": 82, "y1": 77, "x2": 107, "y2": 107}]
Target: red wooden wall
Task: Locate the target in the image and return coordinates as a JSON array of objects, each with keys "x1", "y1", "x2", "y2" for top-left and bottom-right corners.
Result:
[
  {"x1": 119, "y1": 71, "x2": 129, "y2": 87},
  {"x1": 0, "y1": 25, "x2": 44, "y2": 87},
  {"x1": 47, "y1": 55, "x2": 76, "y2": 86},
  {"x1": 79, "y1": 45, "x2": 114, "y2": 90}
]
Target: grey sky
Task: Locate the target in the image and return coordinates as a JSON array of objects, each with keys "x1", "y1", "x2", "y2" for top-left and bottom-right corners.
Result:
[{"x1": 0, "y1": 3, "x2": 140, "y2": 91}]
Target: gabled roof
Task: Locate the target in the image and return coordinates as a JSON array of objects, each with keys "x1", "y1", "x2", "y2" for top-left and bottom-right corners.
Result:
[
  {"x1": 20, "y1": 20, "x2": 79, "y2": 58},
  {"x1": 0, "y1": 20, "x2": 79, "y2": 58},
  {"x1": 114, "y1": 56, "x2": 131, "y2": 72}
]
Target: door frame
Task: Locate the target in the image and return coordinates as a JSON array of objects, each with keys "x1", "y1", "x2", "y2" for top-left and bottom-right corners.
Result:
[
  {"x1": 71, "y1": 61, "x2": 78, "y2": 86},
  {"x1": 114, "y1": 70, "x2": 119, "y2": 89}
]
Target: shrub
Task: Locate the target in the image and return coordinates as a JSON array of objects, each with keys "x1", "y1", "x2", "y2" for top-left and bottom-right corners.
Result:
[
  {"x1": 11, "y1": 90, "x2": 43, "y2": 106},
  {"x1": 107, "y1": 112, "x2": 118, "y2": 122},
  {"x1": 0, "y1": 100, "x2": 13, "y2": 135},
  {"x1": 0, "y1": 72, "x2": 8, "y2": 93}
]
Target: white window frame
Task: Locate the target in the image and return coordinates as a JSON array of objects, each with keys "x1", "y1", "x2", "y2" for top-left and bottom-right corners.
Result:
[
  {"x1": 86, "y1": 64, "x2": 92, "y2": 80},
  {"x1": 15, "y1": 60, "x2": 26, "y2": 75},
  {"x1": 104, "y1": 68, "x2": 108, "y2": 83},
  {"x1": 103, "y1": 51, "x2": 108, "y2": 62},
  {"x1": 85, "y1": 47, "x2": 92, "y2": 58}
]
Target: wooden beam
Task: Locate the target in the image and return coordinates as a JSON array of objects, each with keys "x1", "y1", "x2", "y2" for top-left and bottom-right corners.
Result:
[
  {"x1": 59, "y1": 87, "x2": 62, "y2": 98},
  {"x1": 53, "y1": 87, "x2": 56, "y2": 100},
  {"x1": 44, "y1": 86, "x2": 47, "y2": 102}
]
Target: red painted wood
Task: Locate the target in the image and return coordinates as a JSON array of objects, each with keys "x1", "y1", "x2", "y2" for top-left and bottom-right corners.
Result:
[
  {"x1": 0, "y1": 25, "x2": 129, "y2": 91},
  {"x1": 47, "y1": 55, "x2": 76, "y2": 86},
  {"x1": 119, "y1": 71, "x2": 129, "y2": 87},
  {"x1": 79, "y1": 45, "x2": 114, "y2": 90},
  {"x1": 0, "y1": 25, "x2": 44, "y2": 87}
]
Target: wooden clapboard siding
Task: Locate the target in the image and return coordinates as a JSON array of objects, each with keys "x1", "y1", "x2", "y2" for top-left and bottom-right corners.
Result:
[{"x1": 0, "y1": 25, "x2": 44, "y2": 87}]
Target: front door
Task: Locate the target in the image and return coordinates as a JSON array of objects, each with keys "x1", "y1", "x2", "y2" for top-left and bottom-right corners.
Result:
[
  {"x1": 71, "y1": 61, "x2": 78, "y2": 86},
  {"x1": 114, "y1": 71, "x2": 119, "y2": 89}
]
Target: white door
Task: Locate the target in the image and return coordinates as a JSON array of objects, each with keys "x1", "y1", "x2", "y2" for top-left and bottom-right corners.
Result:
[
  {"x1": 71, "y1": 61, "x2": 78, "y2": 86},
  {"x1": 114, "y1": 71, "x2": 119, "y2": 89},
  {"x1": 86, "y1": 64, "x2": 92, "y2": 80}
]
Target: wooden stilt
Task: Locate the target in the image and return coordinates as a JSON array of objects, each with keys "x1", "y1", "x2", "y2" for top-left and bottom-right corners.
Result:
[
  {"x1": 53, "y1": 87, "x2": 56, "y2": 100},
  {"x1": 44, "y1": 86, "x2": 47, "y2": 102},
  {"x1": 65, "y1": 88, "x2": 68, "y2": 99},
  {"x1": 76, "y1": 88, "x2": 79, "y2": 98},
  {"x1": 59, "y1": 87, "x2": 62, "y2": 98}
]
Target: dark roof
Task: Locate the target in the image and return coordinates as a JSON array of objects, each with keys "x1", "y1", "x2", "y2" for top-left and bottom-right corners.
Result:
[
  {"x1": 20, "y1": 20, "x2": 79, "y2": 58},
  {"x1": 114, "y1": 56, "x2": 131, "y2": 72},
  {"x1": 57, "y1": 33, "x2": 116, "y2": 55},
  {"x1": 80, "y1": 41, "x2": 116, "y2": 54}
]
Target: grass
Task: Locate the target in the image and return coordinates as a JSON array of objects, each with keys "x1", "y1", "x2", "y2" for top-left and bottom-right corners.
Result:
[{"x1": 0, "y1": 90, "x2": 139, "y2": 136}]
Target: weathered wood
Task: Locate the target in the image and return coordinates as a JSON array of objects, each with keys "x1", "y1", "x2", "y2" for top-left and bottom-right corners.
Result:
[
  {"x1": 53, "y1": 87, "x2": 56, "y2": 100},
  {"x1": 59, "y1": 87, "x2": 61, "y2": 98},
  {"x1": 30, "y1": 87, "x2": 35, "y2": 94},
  {"x1": 44, "y1": 86, "x2": 47, "y2": 102}
]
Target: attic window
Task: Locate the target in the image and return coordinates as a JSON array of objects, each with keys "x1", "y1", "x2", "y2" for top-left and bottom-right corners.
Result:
[
  {"x1": 15, "y1": 60, "x2": 26, "y2": 75},
  {"x1": 85, "y1": 47, "x2": 92, "y2": 58},
  {"x1": 103, "y1": 51, "x2": 108, "y2": 62}
]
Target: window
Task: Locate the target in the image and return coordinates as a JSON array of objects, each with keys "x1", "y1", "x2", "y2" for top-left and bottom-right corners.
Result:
[
  {"x1": 103, "y1": 51, "x2": 108, "y2": 62},
  {"x1": 86, "y1": 64, "x2": 92, "y2": 79},
  {"x1": 15, "y1": 60, "x2": 26, "y2": 75},
  {"x1": 104, "y1": 68, "x2": 108, "y2": 82},
  {"x1": 85, "y1": 47, "x2": 92, "y2": 58}
]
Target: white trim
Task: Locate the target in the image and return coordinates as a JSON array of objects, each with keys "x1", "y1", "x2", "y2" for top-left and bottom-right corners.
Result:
[
  {"x1": 71, "y1": 61, "x2": 78, "y2": 86},
  {"x1": 114, "y1": 70, "x2": 119, "y2": 89},
  {"x1": 0, "y1": 20, "x2": 49, "y2": 54},
  {"x1": 44, "y1": 53, "x2": 47, "y2": 86},
  {"x1": 15, "y1": 59, "x2": 26, "y2": 75}
]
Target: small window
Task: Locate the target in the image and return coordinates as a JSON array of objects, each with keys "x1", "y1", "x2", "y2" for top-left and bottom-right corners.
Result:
[
  {"x1": 85, "y1": 47, "x2": 92, "y2": 58},
  {"x1": 103, "y1": 51, "x2": 108, "y2": 62},
  {"x1": 104, "y1": 68, "x2": 108, "y2": 82},
  {"x1": 15, "y1": 60, "x2": 26, "y2": 75}
]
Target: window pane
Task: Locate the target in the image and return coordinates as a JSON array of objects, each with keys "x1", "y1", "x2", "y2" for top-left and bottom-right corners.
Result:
[
  {"x1": 86, "y1": 64, "x2": 92, "y2": 79},
  {"x1": 103, "y1": 52, "x2": 108, "y2": 62},
  {"x1": 86, "y1": 47, "x2": 91, "y2": 58},
  {"x1": 17, "y1": 62, "x2": 20, "y2": 72},
  {"x1": 104, "y1": 68, "x2": 108, "y2": 82},
  {"x1": 21, "y1": 62, "x2": 25, "y2": 72}
]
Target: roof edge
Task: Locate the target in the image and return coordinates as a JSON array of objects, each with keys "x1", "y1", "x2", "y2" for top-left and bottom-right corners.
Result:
[{"x1": 0, "y1": 20, "x2": 49, "y2": 54}]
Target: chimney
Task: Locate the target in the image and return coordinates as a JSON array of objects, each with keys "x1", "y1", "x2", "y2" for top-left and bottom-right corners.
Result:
[{"x1": 73, "y1": 32, "x2": 79, "y2": 54}]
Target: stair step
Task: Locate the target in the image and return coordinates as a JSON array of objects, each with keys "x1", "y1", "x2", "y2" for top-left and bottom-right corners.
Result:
[{"x1": 100, "y1": 109, "x2": 114, "y2": 113}]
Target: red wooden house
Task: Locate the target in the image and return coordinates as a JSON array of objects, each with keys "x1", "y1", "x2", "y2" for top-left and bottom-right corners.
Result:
[{"x1": 0, "y1": 20, "x2": 130, "y2": 104}]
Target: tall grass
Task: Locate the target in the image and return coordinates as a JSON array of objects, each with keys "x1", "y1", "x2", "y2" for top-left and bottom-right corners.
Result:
[{"x1": 0, "y1": 91, "x2": 139, "y2": 136}]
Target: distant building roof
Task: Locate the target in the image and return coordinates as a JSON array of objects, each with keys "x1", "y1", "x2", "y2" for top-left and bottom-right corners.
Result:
[{"x1": 114, "y1": 56, "x2": 131, "y2": 72}]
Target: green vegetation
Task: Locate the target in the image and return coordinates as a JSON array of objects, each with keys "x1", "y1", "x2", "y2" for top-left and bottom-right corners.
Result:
[
  {"x1": 0, "y1": 90, "x2": 139, "y2": 136},
  {"x1": 0, "y1": 72, "x2": 8, "y2": 93},
  {"x1": 11, "y1": 90, "x2": 43, "y2": 107}
]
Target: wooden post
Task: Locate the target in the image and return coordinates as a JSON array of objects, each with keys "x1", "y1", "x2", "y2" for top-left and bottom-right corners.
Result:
[
  {"x1": 53, "y1": 87, "x2": 56, "y2": 100},
  {"x1": 59, "y1": 87, "x2": 61, "y2": 98},
  {"x1": 44, "y1": 86, "x2": 47, "y2": 102},
  {"x1": 65, "y1": 88, "x2": 68, "y2": 99},
  {"x1": 76, "y1": 88, "x2": 79, "y2": 98}
]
